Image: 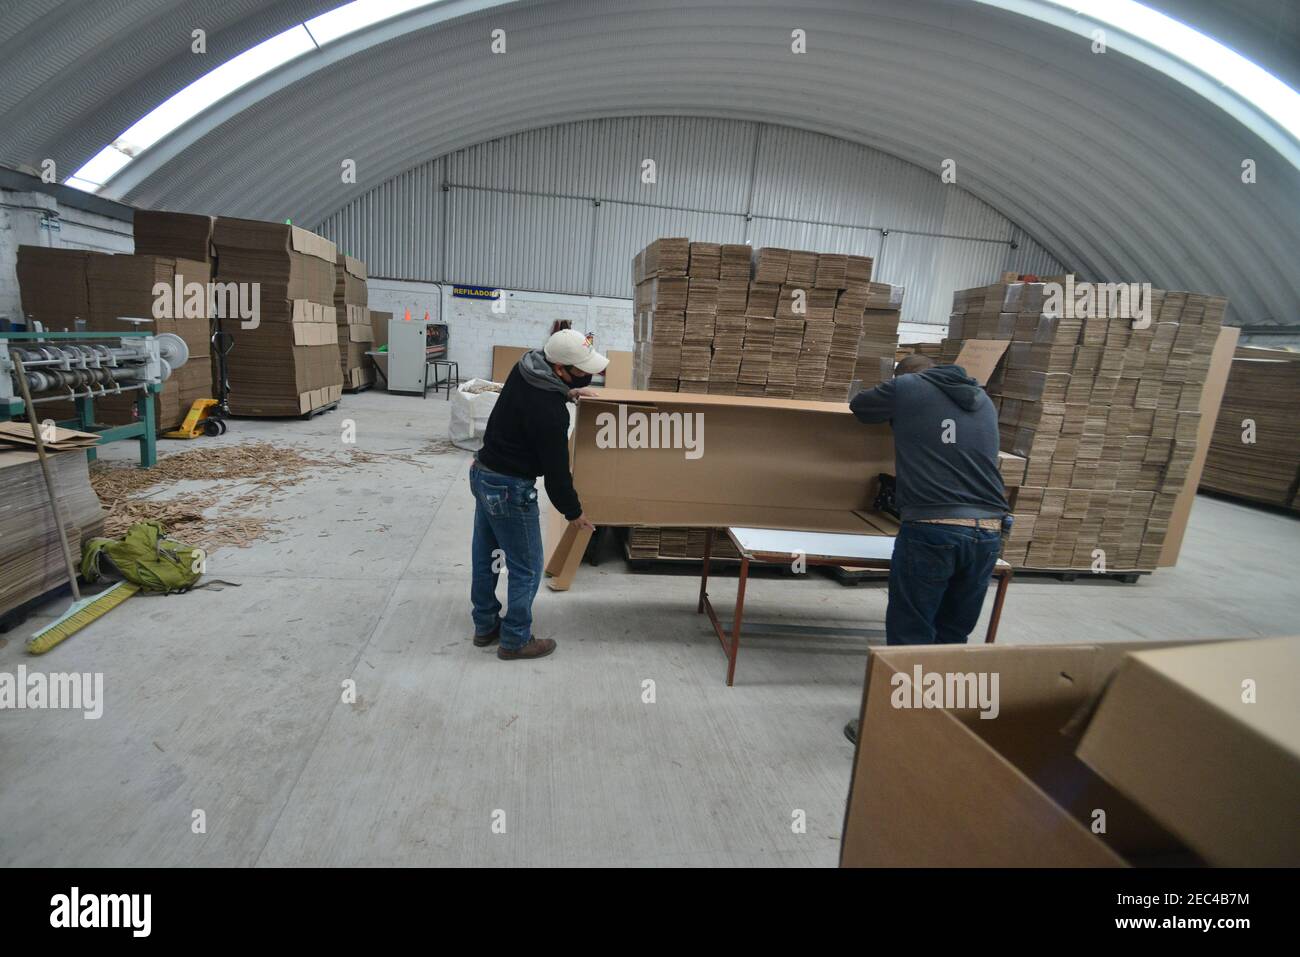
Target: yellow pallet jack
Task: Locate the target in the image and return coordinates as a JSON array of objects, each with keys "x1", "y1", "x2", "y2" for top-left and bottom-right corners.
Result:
[
  {"x1": 164, "y1": 329, "x2": 234, "y2": 439},
  {"x1": 164, "y1": 397, "x2": 226, "y2": 438}
]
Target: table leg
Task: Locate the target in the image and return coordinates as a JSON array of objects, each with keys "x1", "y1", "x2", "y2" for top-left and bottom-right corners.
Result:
[
  {"x1": 726, "y1": 557, "x2": 749, "y2": 687},
  {"x1": 697, "y1": 528, "x2": 713, "y2": 613},
  {"x1": 985, "y1": 568, "x2": 1011, "y2": 644}
]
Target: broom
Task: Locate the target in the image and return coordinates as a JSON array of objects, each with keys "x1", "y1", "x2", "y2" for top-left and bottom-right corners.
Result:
[{"x1": 12, "y1": 355, "x2": 138, "y2": 654}]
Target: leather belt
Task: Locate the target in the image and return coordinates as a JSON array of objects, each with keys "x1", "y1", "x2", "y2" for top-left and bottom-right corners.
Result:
[{"x1": 915, "y1": 517, "x2": 1003, "y2": 531}]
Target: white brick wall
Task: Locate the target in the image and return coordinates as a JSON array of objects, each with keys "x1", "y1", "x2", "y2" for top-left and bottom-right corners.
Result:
[{"x1": 368, "y1": 279, "x2": 633, "y2": 381}]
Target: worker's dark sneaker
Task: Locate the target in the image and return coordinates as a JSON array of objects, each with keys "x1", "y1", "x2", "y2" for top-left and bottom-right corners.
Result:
[
  {"x1": 497, "y1": 637, "x2": 556, "y2": 660},
  {"x1": 843, "y1": 719, "x2": 859, "y2": 745},
  {"x1": 472, "y1": 625, "x2": 500, "y2": 647}
]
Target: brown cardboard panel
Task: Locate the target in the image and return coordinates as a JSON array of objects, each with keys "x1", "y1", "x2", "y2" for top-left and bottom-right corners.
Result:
[
  {"x1": 1076, "y1": 637, "x2": 1300, "y2": 867},
  {"x1": 603, "y1": 350, "x2": 633, "y2": 389},
  {"x1": 492, "y1": 345, "x2": 531, "y2": 384},
  {"x1": 542, "y1": 521, "x2": 593, "y2": 591},
  {"x1": 1160, "y1": 326, "x2": 1238, "y2": 564},
  {"x1": 842, "y1": 642, "x2": 1200, "y2": 867},
  {"x1": 955, "y1": 338, "x2": 1011, "y2": 385},
  {"x1": 369, "y1": 310, "x2": 392, "y2": 350},
  {"x1": 570, "y1": 392, "x2": 893, "y2": 526}
]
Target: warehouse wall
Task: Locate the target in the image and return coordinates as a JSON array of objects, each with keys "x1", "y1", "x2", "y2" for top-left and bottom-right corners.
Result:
[
  {"x1": 367, "y1": 278, "x2": 634, "y2": 381},
  {"x1": 0, "y1": 185, "x2": 134, "y2": 324},
  {"x1": 316, "y1": 117, "x2": 1064, "y2": 330}
]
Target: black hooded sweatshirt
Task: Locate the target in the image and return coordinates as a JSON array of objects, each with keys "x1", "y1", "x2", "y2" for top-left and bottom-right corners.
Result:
[
  {"x1": 477, "y1": 364, "x2": 583, "y2": 520},
  {"x1": 849, "y1": 364, "x2": 1008, "y2": 522}
]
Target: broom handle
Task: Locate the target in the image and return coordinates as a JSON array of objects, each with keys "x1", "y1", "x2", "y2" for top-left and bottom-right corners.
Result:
[{"x1": 11, "y1": 355, "x2": 81, "y2": 602}]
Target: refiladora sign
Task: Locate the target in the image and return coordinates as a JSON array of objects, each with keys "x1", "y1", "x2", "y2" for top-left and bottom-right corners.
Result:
[{"x1": 452, "y1": 284, "x2": 501, "y2": 300}]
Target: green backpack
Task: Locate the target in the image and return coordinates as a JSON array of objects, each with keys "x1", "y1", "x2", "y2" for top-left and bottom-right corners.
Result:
[{"x1": 81, "y1": 521, "x2": 205, "y2": 594}]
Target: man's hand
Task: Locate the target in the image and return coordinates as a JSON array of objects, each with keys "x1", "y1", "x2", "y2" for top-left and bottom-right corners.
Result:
[
  {"x1": 569, "y1": 514, "x2": 596, "y2": 532},
  {"x1": 568, "y1": 386, "x2": 600, "y2": 400}
]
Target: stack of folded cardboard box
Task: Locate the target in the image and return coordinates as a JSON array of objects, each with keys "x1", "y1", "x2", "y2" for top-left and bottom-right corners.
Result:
[
  {"x1": 334, "y1": 254, "x2": 373, "y2": 391},
  {"x1": 0, "y1": 447, "x2": 105, "y2": 619},
  {"x1": 1201, "y1": 347, "x2": 1300, "y2": 510},
  {"x1": 132, "y1": 210, "x2": 215, "y2": 265},
  {"x1": 628, "y1": 238, "x2": 887, "y2": 560},
  {"x1": 14, "y1": 247, "x2": 94, "y2": 422},
  {"x1": 14, "y1": 247, "x2": 92, "y2": 331},
  {"x1": 133, "y1": 209, "x2": 222, "y2": 395},
  {"x1": 212, "y1": 217, "x2": 343, "y2": 416},
  {"x1": 82, "y1": 254, "x2": 212, "y2": 431},
  {"x1": 632, "y1": 239, "x2": 879, "y2": 402},
  {"x1": 942, "y1": 276, "x2": 1227, "y2": 572},
  {"x1": 15, "y1": 248, "x2": 211, "y2": 431},
  {"x1": 855, "y1": 283, "x2": 905, "y2": 390},
  {"x1": 625, "y1": 527, "x2": 741, "y2": 562}
]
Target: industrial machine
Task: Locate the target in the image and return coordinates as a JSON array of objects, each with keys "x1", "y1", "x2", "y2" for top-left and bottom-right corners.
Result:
[
  {"x1": 0, "y1": 329, "x2": 190, "y2": 467},
  {"x1": 382, "y1": 319, "x2": 453, "y2": 396}
]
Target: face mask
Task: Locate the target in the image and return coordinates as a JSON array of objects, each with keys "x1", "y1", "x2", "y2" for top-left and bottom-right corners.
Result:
[{"x1": 565, "y1": 368, "x2": 594, "y2": 389}]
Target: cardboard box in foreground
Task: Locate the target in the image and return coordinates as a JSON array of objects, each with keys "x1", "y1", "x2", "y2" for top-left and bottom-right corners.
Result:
[
  {"x1": 1076, "y1": 636, "x2": 1300, "y2": 867},
  {"x1": 842, "y1": 638, "x2": 1299, "y2": 867}
]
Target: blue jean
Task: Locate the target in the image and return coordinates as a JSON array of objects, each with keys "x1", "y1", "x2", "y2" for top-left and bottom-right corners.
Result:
[
  {"x1": 887, "y1": 521, "x2": 1002, "y2": 645},
  {"x1": 469, "y1": 462, "x2": 544, "y2": 650}
]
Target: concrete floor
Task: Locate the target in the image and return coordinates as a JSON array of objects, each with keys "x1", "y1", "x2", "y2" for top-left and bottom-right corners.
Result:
[{"x1": 1, "y1": 390, "x2": 1297, "y2": 867}]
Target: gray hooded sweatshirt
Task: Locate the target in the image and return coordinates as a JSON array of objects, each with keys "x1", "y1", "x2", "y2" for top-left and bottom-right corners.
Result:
[{"x1": 849, "y1": 364, "x2": 1009, "y2": 522}]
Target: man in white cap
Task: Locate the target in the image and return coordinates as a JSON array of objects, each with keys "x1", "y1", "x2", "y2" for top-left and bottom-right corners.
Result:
[{"x1": 469, "y1": 328, "x2": 609, "y2": 659}]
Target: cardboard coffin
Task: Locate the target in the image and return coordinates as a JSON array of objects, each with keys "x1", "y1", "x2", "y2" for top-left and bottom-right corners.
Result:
[
  {"x1": 568, "y1": 389, "x2": 893, "y2": 528},
  {"x1": 545, "y1": 388, "x2": 895, "y2": 588}
]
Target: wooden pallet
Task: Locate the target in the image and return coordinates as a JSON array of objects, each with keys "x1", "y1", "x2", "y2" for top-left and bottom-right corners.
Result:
[
  {"x1": 1013, "y1": 567, "x2": 1148, "y2": 584},
  {"x1": 300, "y1": 399, "x2": 340, "y2": 420},
  {"x1": 0, "y1": 581, "x2": 73, "y2": 634},
  {"x1": 830, "y1": 564, "x2": 1148, "y2": 586}
]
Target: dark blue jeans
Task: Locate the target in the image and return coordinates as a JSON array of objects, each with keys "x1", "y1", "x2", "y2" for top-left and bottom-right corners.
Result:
[
  {"x1": 469, "y1": 462, "x2": 544, "y2": 650},
  {"x1": 887, "y1": 521, "x2": 1002, "y2": 645}
]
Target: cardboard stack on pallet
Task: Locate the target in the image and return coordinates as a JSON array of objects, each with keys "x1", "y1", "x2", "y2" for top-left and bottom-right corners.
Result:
[
  {"x1": 15, "y1": 248, "x2": 212, "y2": 431},
  {"x1": 628, "y1": 238, "x2": 886, "y2": 561},
  {"x1": 133, "y1": 210, "x2": 223, "y2": 397},
  {"x1": 627, "y1": 527, "x2": 741, "y2": 562},
  {"x1": 212, "y1": 218, "x2": 343, "y2": 416},
  {"x1": 14, "y1": 247, "x2": 92, "y2": 330},
  {"x1": 14, "y1": 247, "x2": 94, "y2": 422},
  {"x1": 334, "y1": 255, "x2": 374, "y2": 391},
  {"x1": 855, "y1": 283, "x2": 905, "y2": 390},
  {"x1": 632, "y1": 239, "x2": 878, "y2": 402},
  {"x1": 133, "y1": 210, "x2": 215, "y2": 264},
  {"x1": 82, "y1": 254, "x2": 213, "y2": 431},
  {"x1": 0, "y1": 448, "x2": 105, "y2": 619},
  {"x1": 1201, "y1": 347, "x2": 1300, "y2": 509},
  {"x1": 941, "y1": 277, "x2": 1227, "y2": 572}
]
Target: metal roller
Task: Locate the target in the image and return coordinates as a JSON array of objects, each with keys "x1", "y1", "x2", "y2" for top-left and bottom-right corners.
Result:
[{"x1": 155, "y1": 332, "x2": 188, "y2": 372}]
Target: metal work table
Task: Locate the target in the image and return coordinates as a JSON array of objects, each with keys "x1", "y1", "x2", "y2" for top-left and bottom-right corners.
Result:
[{"x1": 697, "y1": 525, "x2": 1013, "y2": 686}]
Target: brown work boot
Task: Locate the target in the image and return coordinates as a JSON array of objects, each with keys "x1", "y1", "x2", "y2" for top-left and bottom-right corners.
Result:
[
  {"x1": 497, "y1": 637, "x2": 556, "y2": 660},
  {"x1": 472, "y1": 625, "x2": 500, "y2": 647}
]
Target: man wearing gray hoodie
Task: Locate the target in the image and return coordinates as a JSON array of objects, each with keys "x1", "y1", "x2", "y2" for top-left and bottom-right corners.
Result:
[
  {"x1": 850, "y1": 354, "x2": 1009, "y2": 644},
  {"x1": 843, "y1": 354, "x2": 1009, "y2": 742}
]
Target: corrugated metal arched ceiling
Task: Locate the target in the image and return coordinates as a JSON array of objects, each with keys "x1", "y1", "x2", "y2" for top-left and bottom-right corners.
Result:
[
  {"x1": 0, "y1": 0, "x2": 339, "y2": 177},
  {"x1": 2, "y1": 0, "x2": 1296, "y2": 326}
]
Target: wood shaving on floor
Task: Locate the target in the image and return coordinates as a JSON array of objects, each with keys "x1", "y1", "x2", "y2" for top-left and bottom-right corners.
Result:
[{"x1": 90, "y1": 441, "x2": 440, "y2": 551}]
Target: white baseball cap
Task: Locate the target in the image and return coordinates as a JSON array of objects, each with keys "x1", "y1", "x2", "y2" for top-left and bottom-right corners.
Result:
[{"x1": 544, "y1": 328, "x2": 609, "y2": 374}]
